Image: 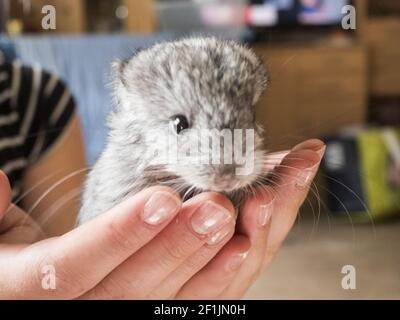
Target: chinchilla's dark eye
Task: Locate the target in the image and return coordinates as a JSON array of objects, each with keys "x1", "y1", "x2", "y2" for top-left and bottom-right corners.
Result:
[{"x1": 171, "y1": 114, "x2": 189, "y2": 134}]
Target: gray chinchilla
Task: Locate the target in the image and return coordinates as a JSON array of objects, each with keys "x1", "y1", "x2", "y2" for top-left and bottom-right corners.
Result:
[{"x1": 78, "y1": 37, "x2": 269, "y2": 225}]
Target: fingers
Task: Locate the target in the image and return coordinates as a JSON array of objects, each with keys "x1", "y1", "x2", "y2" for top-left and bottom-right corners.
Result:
[
  {"x1": 81, "y1": 192, "x2": 236, "y2": 300},
  {"x1": 263, "y1": 150, "x2": 290, "y2": 173},
  {"x1": 219, "y1": 188, "x2": 274, "y2": 299},
  {"x1": 4, "y1": 186, "x2": 182, "y2": 299},
  {"x1": 176, "y1": 235, "x2": 251, "y2": 300},
  {"x1": 292, "y1": 138, "x2": 326, "y2": 157},
  {"x1": 220, "y1": 139, "x2": 325, "y2": 298},
  {"x1": 146, "y1": 228, "x2": 235, "y2": 299},
  {"x1": 0, "y1": 171, "x2": 11, "y2": 222},
  {"x1": 263, "y1": 140, "x2": 325, "y2": 262},
  {"x1": 147, "y1": 221, "x2": 237, "y2": 299}
]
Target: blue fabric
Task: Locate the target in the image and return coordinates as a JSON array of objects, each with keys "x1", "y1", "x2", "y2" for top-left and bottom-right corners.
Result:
[
  {"x1": 10, "y1": 34, "x2": 176, "y2": 165},
  {"x1": 0, "y1": 38, "x2": 16, "y2": 60}
]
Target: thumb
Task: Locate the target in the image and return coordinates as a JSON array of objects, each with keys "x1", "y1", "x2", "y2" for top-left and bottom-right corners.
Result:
[{"x1": 0, "y1": 171, "x2": 11, "y2": 221}]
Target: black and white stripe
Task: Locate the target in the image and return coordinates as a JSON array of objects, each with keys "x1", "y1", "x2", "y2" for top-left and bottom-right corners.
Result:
[{"x1": 0, "y1": 57, "x2": 75, "y2": 200}]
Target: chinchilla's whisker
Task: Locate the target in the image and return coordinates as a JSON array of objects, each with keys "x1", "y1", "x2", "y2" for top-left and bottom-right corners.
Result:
[
  {"x1": 320, "y1": 158, "x2": 380, "y2": 184},
  {"x1": 261, "y1": 166, "x2": 366, "y2": 241},
  {"x1": 182, "y1": 185, "x2": 195, "y2": 202},
  {"x1": 13, "y1": 167, "x2": 89, "y2": 229},
  {"x1": 260, "y1": 155, "x2": 312, "y2": 161},
  {"x1": 258, "y1": 172, "x2": 298, "y2": 189},
  {"x1": 7, "y1": 170, "x2": 62, "y2": 211},
  {"x1": 304, "y1": 192, "x2": 318, "y2": 240},
  {"x1": 252, "y1": 182, "x2": 281, "y2": 200},
  {"x1": 37, "y1": 187, "x2": 82, "y2": 226},
  {"x1": 253, "y1": 177, "x2": 281, "y2": 197},
  {"x1": 308, "y1": 181, "x2": 321, "y2": 236},
  {"x1": 252, "y1": 180, "x2": 274, "y2": 200},
  {"x1": 320, "y1": 174, "x2": 376, "y2": 238},
  {"x1": 268, "y1": 163, "x2": 311, "y2": 173},
  {"x1": 308, "y1": 181, "x2": 332, "y2": 234},
  {"x1": 24, "y1": 168, "x2": 89, "y2": 221},
  {"x1": 317, "y1": 184, "x2": 357, "y2": 244},
  {"x1": 249, "y1": 183, "x2": 257, "y2": 199}
]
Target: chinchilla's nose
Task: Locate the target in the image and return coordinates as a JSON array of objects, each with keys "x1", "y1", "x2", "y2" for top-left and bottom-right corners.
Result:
[
  {"x1": 219, "y1": 163, "x2": 236, "y2": 176},
  {"x1": 207, "y1": 162, "x2": 236, "y2": 177},
  {"x1": 208, "y1": 165, "x2": 243, "y2": 192}
]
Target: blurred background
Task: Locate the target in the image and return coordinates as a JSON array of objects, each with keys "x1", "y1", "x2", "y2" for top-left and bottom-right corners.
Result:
[{"x1": 0, "y1": 0, "x2": 399, "y2": 299}]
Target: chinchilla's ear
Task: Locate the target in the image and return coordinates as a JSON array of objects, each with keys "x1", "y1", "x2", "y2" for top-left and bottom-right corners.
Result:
[
  {"x1": 111, "y1": 59, "x2": 129, "y2": 88},
  {"x1": 252, "y1": 63, "x2": 269, "y2": 106},
  {"x1": 111, "y1": 48, "x2": 143, "y2": 88}
]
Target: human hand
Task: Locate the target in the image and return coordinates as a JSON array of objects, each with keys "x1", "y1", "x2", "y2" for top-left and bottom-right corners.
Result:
[
  {"x1": 174, "y1": 139, "x2": 325, "y2": 299},
  {"x1": 0, "y1": 170, "x2": 243, "y2": 299}
]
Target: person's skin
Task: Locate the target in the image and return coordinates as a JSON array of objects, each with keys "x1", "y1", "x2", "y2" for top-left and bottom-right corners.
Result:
[
  {"x1": 0, "y1": 139, "x2": 325, "y2": 300},
  {"x1": 21, "y1": 115, "x2": 87, "y2": 236}
]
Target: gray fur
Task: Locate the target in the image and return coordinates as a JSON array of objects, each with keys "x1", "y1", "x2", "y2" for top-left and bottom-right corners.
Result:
[{"x1": 78, "y1": 37, "x2": 269, "y2": 225}]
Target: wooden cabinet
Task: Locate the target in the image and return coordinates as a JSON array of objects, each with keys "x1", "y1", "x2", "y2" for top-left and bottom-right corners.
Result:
[
  {"x1": 122, "y1": 0, "x2": 156, "y2": 33},
  {"x1": 25, "y1": 0, "x2": 156, "y2": 34},
  {"x1": 356, "y1": 0, "x2": 400, "y2": 96},
  {"x1": 254, "y1": 45, "x2": 368, "y2": 150},
  {"x1": 361, "y1": 18, "x2": 400, "y2": 96}
]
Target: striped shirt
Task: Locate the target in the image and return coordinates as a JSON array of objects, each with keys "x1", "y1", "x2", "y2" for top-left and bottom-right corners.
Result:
[{"x1": 0, "y1": 54, "x2": 75, "y2": 200}]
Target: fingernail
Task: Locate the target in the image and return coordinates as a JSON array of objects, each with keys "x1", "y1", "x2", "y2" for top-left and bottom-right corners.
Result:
[
  {"x1": 191, "y1": 201, "x2": 232, "y2": 235},
  {"x1": 257, "y1": 201, "x2": 273, "y2": 227},
  {"x1": 142, "y1": 192, "x2": 181, "y2": 225},
  {"x1": 316, "y1": 145, "x2": 326, "y2": 158},
  {"x1": 293, "y1": 140, "x2": 326, "y2": 157},
  {"x1": 295, "y1": 163, "x2": 319, "y2": 188},
  {"x1": 206, "y1": 223, "x2": 234, "y2": 246},
  {"x1": 228, "y1": 251, "x2": 249, "y2": 271}
]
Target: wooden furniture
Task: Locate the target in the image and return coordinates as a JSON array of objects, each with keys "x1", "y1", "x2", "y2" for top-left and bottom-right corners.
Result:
[
  {"x1": 254, "y1": 44, "x2": 368, "y2": 150},
  {"x1": 356, "y1": 0, "x2": 400, "y2": 96},
  {"x1": 20, "y1": 0, "x2": 156, "y2": 34},
  {"x1": 122, "y1": 0, "x2": 156, "y2": 33}
]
